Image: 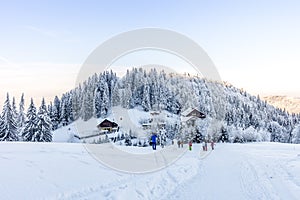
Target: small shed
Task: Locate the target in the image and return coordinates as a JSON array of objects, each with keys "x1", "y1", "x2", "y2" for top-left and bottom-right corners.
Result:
[{"x1": 97, "y1": 119, "x2": 119, "y2": 132}]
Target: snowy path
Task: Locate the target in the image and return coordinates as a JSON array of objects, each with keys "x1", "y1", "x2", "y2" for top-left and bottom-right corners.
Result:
[
  {"x1": 169, "y1": 143, "x2": 300, "y2": 200},
  {"x1": 169, "y1": 144, "x2": 245, "y2": 199},
  {"x1": 0, "y1": 142, "x2": 300, "y2": 199}
]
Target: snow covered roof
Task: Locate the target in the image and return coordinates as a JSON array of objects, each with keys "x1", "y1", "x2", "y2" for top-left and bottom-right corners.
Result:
[
  {"x1": 97, "y1": 119, "x2": 118, "y2": 128},
  {"x1": 181, "y1": 108, "x2": 203, "y2": 116},
  {"x1": 150, "y1": 111, "x2": 160, "y2": 116},
  {"x1": 181, "y1": 108, "x2": 195, "y2": 116},
  {"x1": 142, "y1": 123, "x2": 151, "y2": 126},
  {"x1": 180, "y1": 116, "x2": 195, "y2": 122}
]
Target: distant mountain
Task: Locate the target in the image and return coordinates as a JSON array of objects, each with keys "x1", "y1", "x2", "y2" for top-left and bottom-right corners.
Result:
[{"x1": 263, "y1": 96, "x2": 300, "y2": 114}]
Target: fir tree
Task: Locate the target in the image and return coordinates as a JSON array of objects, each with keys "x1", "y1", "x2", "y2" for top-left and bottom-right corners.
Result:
[
  {"x1": 52, "y1": 96, "x2": 61, "y2": 129},
  {"x1": 292, "y1": 124, "x2": 300, "y2": 144},
  {"x1": 111, "y1": 84, "x2": 121, "y2": 107},
  {"x1": 0, "y1": 93, "x2": 18, "y2": 141},
  {"x1": 101, "y1": 82, "x2": 109, "y2": 116},
  {"x1": 17, "y1": 93, "x2": 26, "y2": 130},
  {"x1": 61, "y1": 100, "x2": 69, "y2": 126},
  {"x1": 22, "y1": 98, "x2": 38, "y2": 141},
  {"x1": 93, "y1": 88, "x2": 102, "y2": 118},
  {"x1": 48, "y1": 102, "x2": 55, "y2": 130},
  {"x1": 12, "y1": 97, "x2": 18, "y2": 121},
  {"x1": 34, "y1": 98, "x2": 52, "y2": 142},
  {"x1": 142, "y1": 82, "x2": 151, "y2": 111},
  {"x1": 81, "y1": 80, "x2": 94, "y2": 121}
]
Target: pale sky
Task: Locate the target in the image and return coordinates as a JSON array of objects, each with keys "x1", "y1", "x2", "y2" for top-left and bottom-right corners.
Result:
[{"x1": 0, "y1": 0, "x2": 300, "y2": 107}]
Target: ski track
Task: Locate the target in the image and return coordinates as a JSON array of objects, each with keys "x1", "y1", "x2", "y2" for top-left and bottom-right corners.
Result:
[
  {"x1": 48, "y1": 148, "x2": 200, "y2": 200},
  {"x1": 168, "y1": 143, "x2": 300, "y2": 200},
  {"x1": 1, "y1": 142, "x2": 300, "y2": 199},
  {"x1": 240, "y1": 159, "x2": 273, "y2": 200},
  {"x1": 50, "y1": 163, "x2": 195, "y2": 200}
]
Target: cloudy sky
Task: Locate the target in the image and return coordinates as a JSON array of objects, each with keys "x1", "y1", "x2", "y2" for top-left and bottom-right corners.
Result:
[{"x1": 0, "y1": 0, "x2": 300, "y2": 106}]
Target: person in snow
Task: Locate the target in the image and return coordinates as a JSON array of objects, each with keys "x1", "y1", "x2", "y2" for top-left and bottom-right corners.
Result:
[
  {"x1": 188, "y1": 141, "x2": 192, "y2": 151},
  {"x1": 202, "y1": 141, "x2": 206, "y2": 151},
  {"x1": 211, "y1": 140, "x2": 215, "y2": 150},
  {"x1": 151, "y1": 133, "x2": 157, "y2": 150},
  {"x1": 205, "y1": 140, "x2": 208, "y2": 151},
  {"x1": 177, "y1": 140, "x2": 181, "y2": 148}
]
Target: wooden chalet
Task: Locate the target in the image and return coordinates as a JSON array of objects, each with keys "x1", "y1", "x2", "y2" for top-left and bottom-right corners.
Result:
[
  {"x1": 181, "y1": 108, "x2": 206, "y2": 118},
  {"x1": 181, "y1": 108, "x2": 206, "y2": 126},
  {"x1": 97, "y1": 119, "x2": 119, "y2": 132}
]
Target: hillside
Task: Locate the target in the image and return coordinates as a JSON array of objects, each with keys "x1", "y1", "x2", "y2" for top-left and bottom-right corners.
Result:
[
  {"x1": 51, "y1": 68, "x2": 300, "y2": 144},
  {"x1": 263, "y1": 96, "x2": 300, "y2": 114},
  {"x1": 0, "y1": 142, "x2": 299, "y2": 199},
  {"x1": 2, "y1": 68, "x2": 300, "y2": 144}
]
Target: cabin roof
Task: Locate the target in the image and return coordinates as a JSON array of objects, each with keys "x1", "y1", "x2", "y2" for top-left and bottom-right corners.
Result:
[{"x1": 97, "y1": 119, "x2": 118, "y2": 128}]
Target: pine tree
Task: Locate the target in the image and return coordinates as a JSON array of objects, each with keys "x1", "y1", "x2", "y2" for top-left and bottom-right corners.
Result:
[
  {"x1": 111, "y1": 84, "x2": 121, "y2": 107},
  {"x1": 61, "y1": 100, "x2": 69, "y2": 126},
  {"x1": 52, "y1": 96, "x2": 61, "y2": 129},
  {"x1": 101, "y1": 82, "x2": 109, "y2": 116},
  {"x1": 67, "y1": 93, "x2": 74, "y2": 122},
  {"x1": 93, "y1": 88, "x2": 102, "y2": 118},
  {"x1": 34, "y1": 98, "x2": 52, "y2": 142},
  {"x1": 81, "y1": 80, "x2": 94, "y2": 121},
  {"x1": 81, "y1": 90, "x2": 93, "y2": 121},
  {"x1": 22, "y1": 98, "x2": 38, "y2": 141},
  {"x1": 17, "y1": 93, "x2": 26, "y2": 130},
  {"x1": 72, "y1": 86, "x2": 82, "y2": 120},
  {"x1": 0, "y1": 116, "x2": 5, "y2": 140},
  {"x1": 48, "y1": 102, "x2": 55, "y2": 130},
  {"x1": 268, "y1": 121, "x2": 283, "y2": 142},
  {"x1": 292, "y1": 124, "x2": 300, "y2": 144},
  {"x1": 142, "y1": 82, "x2": 151, "y2": 111},
  {"x1": 0, "y1": 93, "x2": 18, "y2": 141},
  {"x1": 12, "y1": 97, "x2": 18, "y2": 122}
]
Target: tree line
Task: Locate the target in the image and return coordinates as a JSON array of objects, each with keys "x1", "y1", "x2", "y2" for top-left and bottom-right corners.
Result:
[{"x1": 1, "y1": 68, "x2": 300, "y2": 143}]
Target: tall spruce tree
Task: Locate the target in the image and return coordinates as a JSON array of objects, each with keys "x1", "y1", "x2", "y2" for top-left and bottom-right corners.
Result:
[
  {"x1": 17, "y1": 93, "x2": 26, "y2": 131},
  {"x1": 111, "y1": 84, "x2": 121, "y2": 107},
  {"x1": 48, "y1": 102, "x2": 56, "y2": 130},
  {"x1": 52, "y1": 96, "x2": 61, "y2": 129},
  {"x1": 22, "y1": 99, "x2": 38, "y2": 141},
  {"x1": 34, "y1": 98, "x2": 52, "y2": 142},
  {"x1": 101, "y1": 82, "x2": 109, "y2": 116},
  {"x1": 93, "y1": 88, "x2": 102, "y2": 118},
  {"x1": 0, "y1": 93, "x2": 18, "y2": 141},
  {"x1": 12, "y1": 97, "x2": 18, "y2": 121}
]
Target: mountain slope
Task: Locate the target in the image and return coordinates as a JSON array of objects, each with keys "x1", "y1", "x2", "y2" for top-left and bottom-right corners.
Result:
[
  {"x1": 49, "y1": 68, "x2": 300, "y2": 144},
  {"x1": 263, "y1": 96, "x2": 300, "y2": 114}
]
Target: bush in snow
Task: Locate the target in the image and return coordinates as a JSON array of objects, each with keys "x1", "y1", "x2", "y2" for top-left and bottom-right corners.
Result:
[
  {"x1": 292, "y1": 124, "x2": 300, "y2": 144},
  {"x1": 228, "y1": 126, "x2": 244, "y2": 143},
  {"x1": 268, "y1": 121, "x2": 286, "y2": 143},
  {"x1": 258, "y1": 129, "x2": 270, "y2": 142},
  {"x1": 242, "y1": 126, "x2": 259, "y2": 142}
]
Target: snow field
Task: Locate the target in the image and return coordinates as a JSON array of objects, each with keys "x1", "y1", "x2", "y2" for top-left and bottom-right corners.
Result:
[{"x1": 0, "y1": 142, "x2": 299, "y2": 200}]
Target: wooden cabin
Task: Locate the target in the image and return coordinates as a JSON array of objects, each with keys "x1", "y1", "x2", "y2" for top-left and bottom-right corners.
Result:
[
  {"x1": 181, "y1": 108, "x2": 206, "y2": 127},
  {"x1": 97, "y1": 119, "x2": 119, "y2": 132},
  {"x1": 181, "y1": 108, "x2": 206, "y2": 118}
]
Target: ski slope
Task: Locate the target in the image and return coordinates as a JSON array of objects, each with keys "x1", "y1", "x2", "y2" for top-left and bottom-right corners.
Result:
[
  {"x1": 112, "y1": 106, "x2": 148, "y2": 137},
  {"x1": 0, "y1": 142, "x2": 299, "y2": 200}
]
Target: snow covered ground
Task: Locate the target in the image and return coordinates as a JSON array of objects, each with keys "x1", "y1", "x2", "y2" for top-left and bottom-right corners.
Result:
[{"x1": 1, "y1": 142, "x2": 300, "y2": 200}]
